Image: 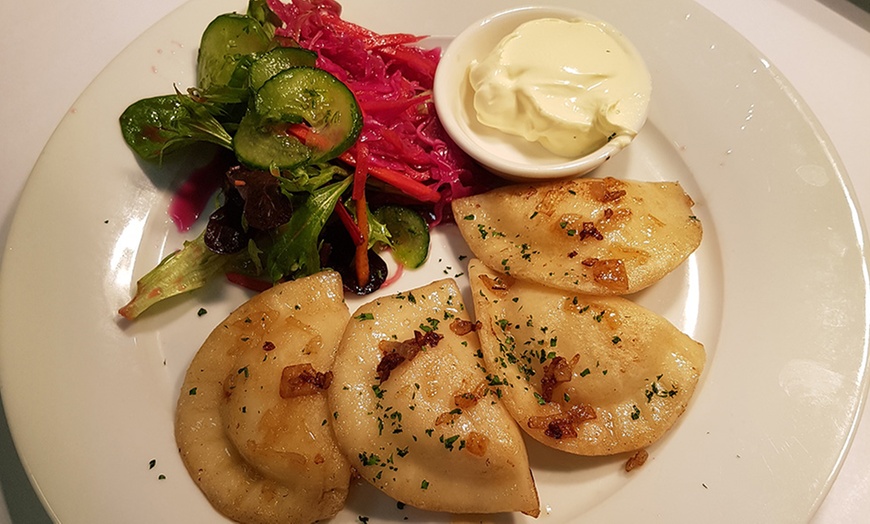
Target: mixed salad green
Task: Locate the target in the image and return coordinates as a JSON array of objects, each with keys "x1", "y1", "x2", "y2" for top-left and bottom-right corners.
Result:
[{"x1": 118, "y1": 0, "x2": 493, "y2": 320}]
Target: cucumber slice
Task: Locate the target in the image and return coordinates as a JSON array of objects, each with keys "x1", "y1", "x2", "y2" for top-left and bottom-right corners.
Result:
[
  {"x1": 373, "y1": 206, "x2": 430, "y2": 268},
  {"x1": 233, "y1": 111, "x2": 312, "y2": 170},
  {"x1": 253, "y1": 67, "x2": 363, "y2": 163},
  {"x1": 249, "y1": 47, "x2": 318, "y2": 91},
  {"x1": 197, "y1": 13, "x2": 271, "y2": 92},
  {"x1": 246, "y1": 0, "x2": 282, "y2": 31}
]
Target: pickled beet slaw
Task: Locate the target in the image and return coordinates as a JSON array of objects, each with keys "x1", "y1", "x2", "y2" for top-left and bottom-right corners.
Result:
[
  {"x1": 266, "y1": 0, "x2": 495, "y2": 224},
  {"x1": 119, "y1": 0, "x2": 498, "y2": 320}
]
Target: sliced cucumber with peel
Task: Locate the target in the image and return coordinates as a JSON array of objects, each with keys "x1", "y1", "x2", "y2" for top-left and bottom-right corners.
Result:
[
  {"x1": 248, "y1": 47, "x2": 318, "y2": 91},
  {"x1": 373, "y1": 206, "x2": 430, "y2": 268},
  {"x1": 197, "y1": 13, "x2": 271, "y2": 92},
  {"x1": 233, "y1": 112, "x2": 312, "y2": 170},
  {"x1": 234, "y1": 66, "x2": 363, "y2": 170}
]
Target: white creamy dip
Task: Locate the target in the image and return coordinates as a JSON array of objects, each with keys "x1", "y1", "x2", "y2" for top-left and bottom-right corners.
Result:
[{"x1": 468, "y1": 17, "x2": 651, "y2": 158}]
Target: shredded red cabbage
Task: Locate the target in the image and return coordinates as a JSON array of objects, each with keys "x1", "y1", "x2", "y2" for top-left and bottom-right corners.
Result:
[{"x1": 266, "y1": 0, "x2": 499, "y2": 224}]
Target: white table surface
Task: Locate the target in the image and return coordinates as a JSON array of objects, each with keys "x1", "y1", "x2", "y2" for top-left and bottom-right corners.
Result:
[{"x1": 0, "y1": 0, "x2": 868, "y2": 522}]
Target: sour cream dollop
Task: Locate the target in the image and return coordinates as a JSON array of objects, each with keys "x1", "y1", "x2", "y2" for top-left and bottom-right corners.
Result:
[{"x1": 468, "y1": 17, "x2": 651, "y2": 158}]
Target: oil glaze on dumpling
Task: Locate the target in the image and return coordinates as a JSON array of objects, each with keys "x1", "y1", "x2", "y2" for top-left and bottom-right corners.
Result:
[
  {"x1": 469, "y1": 260, "x2": 705, "y2": 455},
  {"x1": 175, "y1": 271, "x2": 352, "y2": 524},
  {"x1": 452, "y1": 177, "x2": 702, "y2": 295},
  {"x1": 329, "y1": 279, "x2": 540, "y2": 516}
]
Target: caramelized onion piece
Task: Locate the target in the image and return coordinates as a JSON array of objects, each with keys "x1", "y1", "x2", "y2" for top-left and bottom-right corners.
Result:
[
  {"x1": 465, "y1": 431, "x2": 489, "y2": 457},
  {"x1": 589, "y1": 177, "x2": 628, "y2": 203},
  {"x1": 450, "y1": 318, "x2": 481, "y2": 336},
  {"x1": 435, "y1": 410, "x2": 460, "y2": 426},
  {"x1": 279, "y1": 364, "x2": 334, "y2": 399},
  {"x1": 454, "y1": 391, "x2": 481, "y2": 410},
  {"x1": 590, "y1": 258, "x2": 628, "y2": 292},
  {"x1": 540, "y1": 354, "x2": 580, "y2": 402},
  {"x1": 376, "y1": 330, "x2": 443, "y2": 383},
  {"x1": 477, "y1": 274, "x2": 514, "y2": 296},
  {"x1": 625, "y1": 449, "x2": 649, "y2": 472},
  {"x1": 527, "y1": 404, "x2": 597, "y2": 440},
  {"x1": 578, "y1": 222, "x2": 604, "y2": 241}
]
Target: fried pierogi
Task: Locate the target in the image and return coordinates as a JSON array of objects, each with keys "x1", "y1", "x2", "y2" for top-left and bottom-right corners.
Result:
[
  {"x1": 469, "y1": 260, "x2": 705, "y2": 455},
  {"x1": 452, "y1": 177, "x2": 702, "y2": 295},
  {"x1": 329, "y1": 279, "x2": 540, "y2": 516},
  {"x1": 176, "y1": 271, "x2": 352, "y2": 524}
]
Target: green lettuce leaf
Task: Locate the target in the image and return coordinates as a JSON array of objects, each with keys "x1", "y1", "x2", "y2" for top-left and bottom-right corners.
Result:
[
  {"x1": 265, "y1": 176, "x2": 352, "y2": 282},
  {"x1": 118, "y1": 232, "x2": 242, "y2": 320}
]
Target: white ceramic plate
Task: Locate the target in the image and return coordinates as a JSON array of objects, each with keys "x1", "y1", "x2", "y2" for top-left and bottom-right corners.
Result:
[{"x1": 1, "y1": 0, "x2": 867, "y2": 522}]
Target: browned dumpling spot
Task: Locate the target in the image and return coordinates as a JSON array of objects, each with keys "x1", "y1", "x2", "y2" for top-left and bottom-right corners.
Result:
[
  {"x1": 329, "y1": 279, "x2": 540, "y2": 517},
  {"x1": 469, "y1": 260, "x2": 705, "y2": 455},
  {"x1": 452, "y1": 176, "x2": 702, "y2": 295},
  {"x1": 175, "y1": 271, "x2": 352, "y2": 524}
]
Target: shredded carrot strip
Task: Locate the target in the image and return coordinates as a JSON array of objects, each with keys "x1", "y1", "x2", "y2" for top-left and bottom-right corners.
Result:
[
  {"x1": 355, "y1": 198, "x2": 370, "y2": 286},
  {"x1": 353, "y1": 144, "x2": 371, "y2": 286}
]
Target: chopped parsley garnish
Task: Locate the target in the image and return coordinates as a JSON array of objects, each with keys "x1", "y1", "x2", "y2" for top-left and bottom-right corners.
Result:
[
  {"x1": 645, "y1": 380, "x2": 678, "y2": 402},
  {"x1": 359, "y1": 452, "x2": 381, "y2": 466},
  {"x1": 486, "y1": 374, "x2": 504, "y2": 386},
  {"x1": 441, "y1": 434, "x2": 460, "y2": 450},
  {"x1": 420, "y1": 317, "x2": 440, "y2": 332}
]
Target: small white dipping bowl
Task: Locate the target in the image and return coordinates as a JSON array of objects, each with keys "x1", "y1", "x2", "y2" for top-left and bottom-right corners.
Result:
[{"x1": 433, "y1": 6, "x2": 650, "y2": 182}]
